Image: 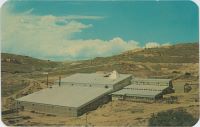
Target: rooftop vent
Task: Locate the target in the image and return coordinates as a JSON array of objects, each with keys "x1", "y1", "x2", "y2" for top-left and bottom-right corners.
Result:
[{"x1": 109, "y1": 70, "x2": 119, "y2": 80}]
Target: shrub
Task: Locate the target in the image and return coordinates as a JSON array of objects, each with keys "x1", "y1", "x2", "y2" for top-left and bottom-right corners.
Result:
[
  {"x1": 185, "y1": 72, "x2": 191, "y2": 76},
  {"x1": 148, "y1": 109, "x2": 198, "y2": 126}
]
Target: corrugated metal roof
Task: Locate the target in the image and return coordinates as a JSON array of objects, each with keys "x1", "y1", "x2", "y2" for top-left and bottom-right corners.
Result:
[
  {"x1": 125, "y1": 84, "x2": 168, "y2": 91},
  {"x1": 55, "y1": 73, "x2": 131, "y2": 85},
  {"x1": 16, "y1": 85, "x2": 112, "y2": 108},
  {"x1": 132, "y1": 78, "x2": 171, "y2": 83},
  {"x1": 111, "y1": 89, "x2": 162, "y2": 98}
]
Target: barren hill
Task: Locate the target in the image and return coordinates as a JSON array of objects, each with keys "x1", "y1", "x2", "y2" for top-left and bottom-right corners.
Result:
[
  {"x1": 1, "y1": 53, "x2": 60, "y2": 73},
  {"x1": 90, "y1": 43, "x2": 199, "y2": 64}
]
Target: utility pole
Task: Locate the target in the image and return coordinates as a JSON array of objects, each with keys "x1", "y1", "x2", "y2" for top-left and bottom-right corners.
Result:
[
  {"x1": 85, "y1": 112, "x2": 88, "y2": 126},
  {"x1": 59, "y1": 76, "x2": 61, "y2": 87},
  {"x1": 43, "y1": 72, "x2": 49, "y2": 88},
  {"x1": 47, "y1": 73, "x2": 48, "y2": 88},
  {"x1": 111, "y1": 101, "x2": 113, "y2": 111}
]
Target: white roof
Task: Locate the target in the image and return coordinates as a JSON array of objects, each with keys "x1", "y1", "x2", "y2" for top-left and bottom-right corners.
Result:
[
  {"x1": 125, "y1": 84, "x2": 169, "y2": 91},
  {"x1": 111, "y1": 89, "x2": 162, "y2": 98},
  {"x1": 16, "y1": 85, "x2": 112, "y2": 108},
  {"x1": 55, "y1": 73, "x2": 131, "y2": 85},
  {"x1": 132, "y1": 78, "x2": 171, "y2": 83}
]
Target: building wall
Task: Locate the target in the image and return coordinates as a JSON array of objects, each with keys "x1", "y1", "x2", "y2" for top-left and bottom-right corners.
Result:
[
  {"x1": 112, "y1": 95, "x2": 123, "y2": 101},
  {"x1": 55, "y1": 82, "x2": 113, "y2": 88},
  {"x1": 124, "y1": 96, "x2": 155, "y2": 103},
  {"x1": 16, "y1": 95, "x2": 111, "y2": 117},
  {"x1": 111, "y1": 94, "x2": 163, "y2": 103},
  {"x1": 113, "y1": 76, "x2": 132, "y2": 90},
  {"x1": 132, "y1": 80, "x2": 171, "y2": 86},
  {"x1": 16, "y1": 101, "x2": 78, "y2": 116},
  {"x1": 77, "y1": 95, "x2": 111, "y2": 116}
]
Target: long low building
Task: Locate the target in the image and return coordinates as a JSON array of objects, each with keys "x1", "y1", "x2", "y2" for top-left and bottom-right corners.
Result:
[
  {"x1": 111, "y1": 78, "x2": 174, "y2": 102},
  {"x1": 111, "y1": 89, "x2": 163, "y2": 102},
  {"x1": 132, "y1": 78, "x2": 173, "y2": 87},
  {"x1": 16, "y1": 85, "x2": 112, "y2": 116},
  {"x1": 124, "y1": 84, "x2": 169, "y2": 91}
]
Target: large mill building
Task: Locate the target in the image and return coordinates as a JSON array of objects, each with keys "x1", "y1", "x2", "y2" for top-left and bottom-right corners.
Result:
[{"x1": 16, "y1": 71, "x2": 132, "y2": 116}]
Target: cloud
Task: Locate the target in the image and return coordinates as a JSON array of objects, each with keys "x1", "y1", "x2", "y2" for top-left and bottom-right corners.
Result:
[
  {"x1": 1, "y1": 6, "x2": 140, "y2": 60},
  {"x1": 62, "y1": 15, "x2": 104, "y2": 20},
  {"x1": 56, "y1": 38, "x2": 140, "y2": 60},
  {"x1": 1, "y1": 5, "x2": 169, "y2": 61},
  {"x1": 144, "y1": 42, "x2": 171, "y2": 48},
  {"x1": 145, "y1": 42, "x2": 160, "y2": 48}
]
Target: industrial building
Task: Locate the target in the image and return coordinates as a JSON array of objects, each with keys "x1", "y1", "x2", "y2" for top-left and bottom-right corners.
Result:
[
  {"x1": 16, "y1": 71, "x2": 174, "y2": 116},
  {"x1": 124, "y1": 84, "x2": 169, "y2": 91},
  {"x1": 16, "y1": 85, "x2": 112, "y2": 116},
  {"x1": 16, "y1": 71, "x2": 132, "y2": 116},
  {"x1": 132, "y1": 78, "x2": 173, "y2": 87},
  {"x1": 54, "y1": 71, "x2": 132, "y2": 90},
  {"x1": 131, "y1": 78, "x2": 174, "y2": 94},
  {"x1": 111, "y1": 78, "x2": 174, "y2": 102},
  {"x1": 111, "y1": 89, "x2": 163, "y2": 102}
]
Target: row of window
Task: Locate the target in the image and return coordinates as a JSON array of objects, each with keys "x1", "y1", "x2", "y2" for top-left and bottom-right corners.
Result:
[
  {"x1": 113, "y1": 95, "x2": 155, "y2": 100},
  {"x1": 133, "y1": 83, "x2": 169, "y2": 86},
  {"x1": 124, "y1": 88, "x2": 163, "y2": 91}
]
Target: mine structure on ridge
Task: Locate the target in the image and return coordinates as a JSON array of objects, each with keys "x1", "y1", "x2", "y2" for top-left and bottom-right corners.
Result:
[{"x1": 16, "y1": 70, "x2": 174, "y2": 117}]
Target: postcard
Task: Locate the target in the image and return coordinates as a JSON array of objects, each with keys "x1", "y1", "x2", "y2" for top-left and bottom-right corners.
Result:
[{"x1": 1, "y1": 0, "x2": 199, "y2": 126}]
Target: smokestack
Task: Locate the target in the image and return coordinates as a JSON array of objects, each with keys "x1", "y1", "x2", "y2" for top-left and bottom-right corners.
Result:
[{"x1": 59, "y1": 76, "x2": 61, "y2": 87}]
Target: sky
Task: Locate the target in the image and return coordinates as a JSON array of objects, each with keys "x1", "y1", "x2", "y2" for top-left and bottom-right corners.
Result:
[{"x1": 0, "y1": 0, "x2": 199, "y2": 61}]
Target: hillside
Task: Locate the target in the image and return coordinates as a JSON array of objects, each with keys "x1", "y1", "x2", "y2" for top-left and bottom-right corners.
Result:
[
  {"x1": 90, "y1": 43, "x2": 199, "y2": 64},
  {"x1": 1, "y1": 53, "x2": 60, "y2": 73},
  {"x1": 2, "y1": 43, "x2": 198, "y2": 72},
  {"x1": 80, "y1": 43, "x2": 199, "y2": 78},
  {"x1": 1, "y1": 53, "x2": 63, "y2": 97},
  {"x1": 118, "y1": 43, "x2": 199, "y2": 63}
]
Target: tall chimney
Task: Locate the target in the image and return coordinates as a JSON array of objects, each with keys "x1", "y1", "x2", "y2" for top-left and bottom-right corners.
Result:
[{"x1": 59, "y1": 76, "x2": 61, "y2": 86}]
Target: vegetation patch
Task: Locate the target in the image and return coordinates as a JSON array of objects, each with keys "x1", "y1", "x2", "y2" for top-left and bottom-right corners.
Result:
[{"x1": 148, "y1": 108, "x2": 198, "y2": 126}]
